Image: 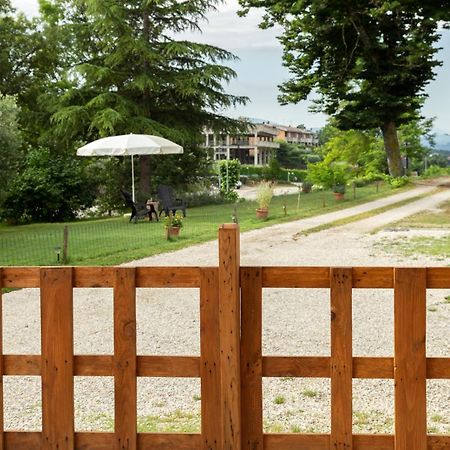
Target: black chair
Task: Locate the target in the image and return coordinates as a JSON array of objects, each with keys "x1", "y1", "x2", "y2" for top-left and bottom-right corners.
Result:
[
  {"x1": 157, "y1": 185, "x2": 187, "y2": 217},
  {"x1": 121, "y1": 190, "x2": 149, "y2": 223}
]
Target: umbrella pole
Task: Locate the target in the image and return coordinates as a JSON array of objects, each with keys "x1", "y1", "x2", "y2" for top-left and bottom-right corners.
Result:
[{"x1": 131, "y1": 155, "x2": 136, "y2": 202}]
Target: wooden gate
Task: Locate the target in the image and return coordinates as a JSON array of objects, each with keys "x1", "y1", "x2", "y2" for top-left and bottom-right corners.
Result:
[{"x1": 0, "y1": 224, "x2": 449, "y2": 449}]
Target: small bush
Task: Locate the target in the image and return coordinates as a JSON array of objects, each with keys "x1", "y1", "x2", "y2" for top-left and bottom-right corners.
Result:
[
  {"x1": 421, "y1": 165, "x2": 450, "y2": 179},
  {"x1": 385, "y1": 175, "x2": 409, "y2": 188}
]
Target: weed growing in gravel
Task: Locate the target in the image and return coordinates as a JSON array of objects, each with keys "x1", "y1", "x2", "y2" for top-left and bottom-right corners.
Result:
[
  {"x1": 431, "y1": 414, "x2": 448, "y2": 424},
  {"x1": 302, "y1": 389, "x2": 318, "y2": 398},
  {"x1": 274, "y1": 395, "x2": 286, "y2": 405},
  {"x1": 445, "y1": 296, "x2": 450, "y2": 304},
  {"x1": 137, "y1": 410, "x2": 200, "y2": 433},
  {"x1": 291, "y1": 425, "x2": 302, "y2": 433},
  {"x1": 193, "y1": 394, "x2": 201, "y2": 401},
  {"x1": 428, "y1": 306, "x2": 438, "y2": 312}
]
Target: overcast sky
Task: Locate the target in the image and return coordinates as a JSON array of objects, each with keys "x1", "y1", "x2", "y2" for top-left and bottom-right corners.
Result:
[{"x1": 10, "y1": 0, "x2": 450, "y2": 133}]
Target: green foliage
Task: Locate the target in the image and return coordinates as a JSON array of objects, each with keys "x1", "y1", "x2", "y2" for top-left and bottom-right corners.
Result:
[
  {"x1": 242, "y1": 164, "x2": 307, "y2": 182},
  {"x1": 420, "y1": 166, "x2": 450, "y2": 179},
  {"x1": 1, "y1": 147, "x2": 95, "y2": 223},
  {"x1": 306, "y1": 161, "x2": 350, "y2": 190},
  {"x1": 256, "y1": 181, "x2": 274, "y2": 209},
  {"x1": 275, "y1": 141, "x2": 311, "y2": 168},
  {"x1": 384, "y1": 175, "x2": 409, "y2": 189},
  {"x1": 263, "y1": 158, "x2": 282, "y2": 180},
  {"x1": 218, "y1": 159, "x2": 241, "y2": 200},
  {"x1": 163, "y1": 212, "x2": 183, "y2": 228},
  {"x1": 239, "y1": 0, "x2": 450, "y2": 177},
  {"x1": 0, "y1": 93, "x2": 22, "y2": 204}
]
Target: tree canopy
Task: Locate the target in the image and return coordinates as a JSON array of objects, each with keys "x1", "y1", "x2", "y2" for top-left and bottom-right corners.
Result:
[{"x1": 238, "y1": 0, "x2": 450, "y2": 177}]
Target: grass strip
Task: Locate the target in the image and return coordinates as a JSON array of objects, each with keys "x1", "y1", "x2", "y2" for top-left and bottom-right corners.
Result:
[{"x1": 296, "y1": 191, "x2": 435, "y2": 237}]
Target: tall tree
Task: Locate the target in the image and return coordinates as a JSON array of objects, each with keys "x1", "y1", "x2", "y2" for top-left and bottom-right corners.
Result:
[
  {"x1": 0, "y1": 93, "x2": 22, "y2": 204},
  {"x1": 46, "y1": 0, "x2": 247, "y2": 193},
  {"x1": 238, "y1": 0, "x2": 450, "y2": 177}
]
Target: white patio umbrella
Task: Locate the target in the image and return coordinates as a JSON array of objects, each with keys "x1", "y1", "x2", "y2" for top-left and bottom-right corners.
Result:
[{"x1": 76, "y1": 134, "x2": 183, "y2": 201}]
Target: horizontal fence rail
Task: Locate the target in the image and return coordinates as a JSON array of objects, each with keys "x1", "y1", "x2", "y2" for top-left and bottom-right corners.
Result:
[{"x1": 0, "y1": 224, "x2": 449, "y2": 449}]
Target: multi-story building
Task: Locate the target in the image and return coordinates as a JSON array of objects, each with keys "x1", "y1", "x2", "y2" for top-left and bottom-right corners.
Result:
[
  {"x1": 204, "y1": 123, "x2": 279, "y2": 166},
  {"x1": 274, "y1": 125, "x2": 319, "y2": 147}
]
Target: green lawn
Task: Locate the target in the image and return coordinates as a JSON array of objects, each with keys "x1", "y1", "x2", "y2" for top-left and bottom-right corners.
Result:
[{"x1": 0, "y1": 182, "x2": 408, "y2": 266}]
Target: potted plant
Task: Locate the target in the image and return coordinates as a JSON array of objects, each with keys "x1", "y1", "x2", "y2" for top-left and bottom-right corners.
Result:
[
  {"x1": 164, "y1": 212, "x2": 183, "y2": 238},
  {"x1": 301, "y1": 180, "x2": 313, "y2": 193},
  {"x1": 332, "y1": 183, "x2": 346, "y2": 200},
  {"x1": 256, "y1": 181, "x2": 274, "y2": 219}
]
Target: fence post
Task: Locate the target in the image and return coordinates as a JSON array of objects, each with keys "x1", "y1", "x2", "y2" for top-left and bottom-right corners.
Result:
[
  {"x1": 394, "y1": 268, "x2": 427, "y2": 450},
  {"x1": 0, "y1": 269, "x2": 3, "y2": 450},
  {"x1": 114, "y1": 267, "x2": 137, "y2": 450},
  {"x1": 241, "y1": 267, "x2": 263, "y2": 450},
  {"x1": 218, "y1": 224, "x2": 241, "y2": 450},
  {"x1": 41, "y1": 267, "x2": 74, "y2": 450},
  {"x1": 330, "y1": 268, "x2": 353, "y2": 449},
  {"x1": 200, "y1": 268, "x2": 222, "y2": 450}
]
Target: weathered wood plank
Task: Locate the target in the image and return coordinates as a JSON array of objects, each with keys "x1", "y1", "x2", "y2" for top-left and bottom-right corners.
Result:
[
  {"x1": 200, "y1": 268, "x2": 221, "y2": 450},
  {"x1": 3, "y1": 432, "x2": 449, "y2": 450},
  {"x1": 0, "y1": 269, "x2": 4, "y2": 450},
  {"x1": 426, "y1": 267, "x2": 450, "y2": 289},
  {"x1": 1, "y1": 267, "x2": 40, "y2": 288},
  {"x1": 262, "y1": 267, "x2": 330, "y2": 288},
  {"x1": 330, "y1": 267, "x2": 353, "y2": 450},
  {"x1": 113, "y1": 268, "x2": 137, "y2": 450},
  {"x1": 40, "y1": 267, "x2": 74, "y2": 450},
  {"x1": 352, "y1": 267, "x2": 393, "y2": 288},
  {"x1": 136, "y1": 267, "x2": 201, "y2": 287},
  {"x1": 218, "y1": 224, "x2": 241, "y2": 450},
  {"x1": 241, "y1": 267, "x2": 263, "y2": 450},
  {"x1": 394, "y1": 268, "x2": 427, "y2": 450}
]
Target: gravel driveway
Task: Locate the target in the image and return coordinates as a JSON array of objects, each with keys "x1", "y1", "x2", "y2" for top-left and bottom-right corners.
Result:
[{"x1": 3, "y1": 185, "x2": 450, "y2": 434}]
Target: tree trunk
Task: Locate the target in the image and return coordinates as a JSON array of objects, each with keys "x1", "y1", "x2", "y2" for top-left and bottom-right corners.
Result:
[
  {"x1": 381, "y1": 121, "x2": 403, "y2": 177},
  {"x1": 139, "y1": 8, "x2": 151, "y2": 195},
  {"x1": 139, "y1": 155, "x2": 150, "y2": 196}
]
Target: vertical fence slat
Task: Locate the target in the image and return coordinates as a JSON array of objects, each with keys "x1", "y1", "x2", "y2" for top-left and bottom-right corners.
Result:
[
  {"x1": 41, "y1": 267, "x2": 74, "y2": 450},
  {"x1": 394, "y1": 268, "x2": 427, "y2": 450},
  {"x1": 330, "y1": 267, "x2": 353, "y2": 450},
  {"x1": 218, "y1": 224, "x2": 241, "y2": 450},
  {"x1": 0, "y1": 269, "x2": 4, "y2": 450},
  {"x1": 241, "y1": 267, "x2": 263, "y2": 450},
  {"x1": 200, "y1": 268, "x2": 221, "y2": 450},
  {"x1": 114, "y1": 268, "x2": 137, "y2": 450}
]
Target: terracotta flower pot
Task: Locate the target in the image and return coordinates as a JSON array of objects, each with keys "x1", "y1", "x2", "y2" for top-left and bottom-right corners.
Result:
[
  {"x1": 167, "y1": 226, "x2": 180, "y2": 238},
  {"x1": 256, "y1": 208, "x2": 269, "y2": 219}
]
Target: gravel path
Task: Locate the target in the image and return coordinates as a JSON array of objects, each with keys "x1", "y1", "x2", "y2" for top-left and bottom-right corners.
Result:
[{"x1": 3, "y1": 184, "x2": 449, "y2": 434}]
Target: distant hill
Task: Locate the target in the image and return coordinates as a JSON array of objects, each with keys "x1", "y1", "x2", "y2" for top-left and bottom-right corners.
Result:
[{"x1": 432, "y1": 133, "x2": 450, "y2": 152}]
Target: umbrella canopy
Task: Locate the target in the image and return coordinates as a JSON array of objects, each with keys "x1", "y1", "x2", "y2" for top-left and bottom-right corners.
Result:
[{"x1": 76, "y1": 134, "x2": 183, "y2": 201}]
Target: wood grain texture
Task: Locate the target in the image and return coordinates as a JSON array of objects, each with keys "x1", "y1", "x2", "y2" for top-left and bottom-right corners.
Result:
[
  {"x1": 426, "y1": 267, "x2": 450, "y2": 288},
  {"x1": 394, "y1": 268, "x2": 427, "y2": 450},
  {"x1": 330, "y1": 268, "x2": 353, "y2": 450},
  {"x1": 262, "y1": 267, "x2": 330, "y2": 288},
  {"x1": 113, "y1": 268, "x2": 137, "y2": 450},
  {"x1": 218, "y1": 224, "x2": 241, "y2": 450},
  {"x1": 3, "y1": 432, "x2": 450, "y2": 450},
  {"x1": 40, "y1": 267, "x2": 74, "y2": 450},
  {"x1": 262, "y1": 356, "x2": 330, "y2": 378},
  {"x1": 200, "y1": 268, "x2": 221, "y2": 450},
  {"x1": 241, "y1": 267, "x2": 263, "y2": 450},
  {"x1": 1, "y1": 267, "x2": 40, "y2": 288},
  {"x1": 0, "y1": 269, "x2": 3, "y2": 450}
]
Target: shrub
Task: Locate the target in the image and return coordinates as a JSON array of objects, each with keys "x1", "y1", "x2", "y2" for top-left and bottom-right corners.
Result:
[
  {"x1": 421, "y1": 165, "x2": 450, "y2": 179},
  {"x1": 384, "y1": 175, "x2": 409, "y2": 188},
  {"x1": 218, "y1": 159, "x2": 240, "y2": 200},
  {"x1": 1, "y1": 147, "x2": 95, "y2": 223},
  {"x1": 256, "y1": 181, "x2": 274, "y2": 209}
]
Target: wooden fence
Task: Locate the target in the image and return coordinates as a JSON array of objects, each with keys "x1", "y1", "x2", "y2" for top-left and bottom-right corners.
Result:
[{"x1": 0, "y1": 223, "x2": 449, "y2": 450}]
